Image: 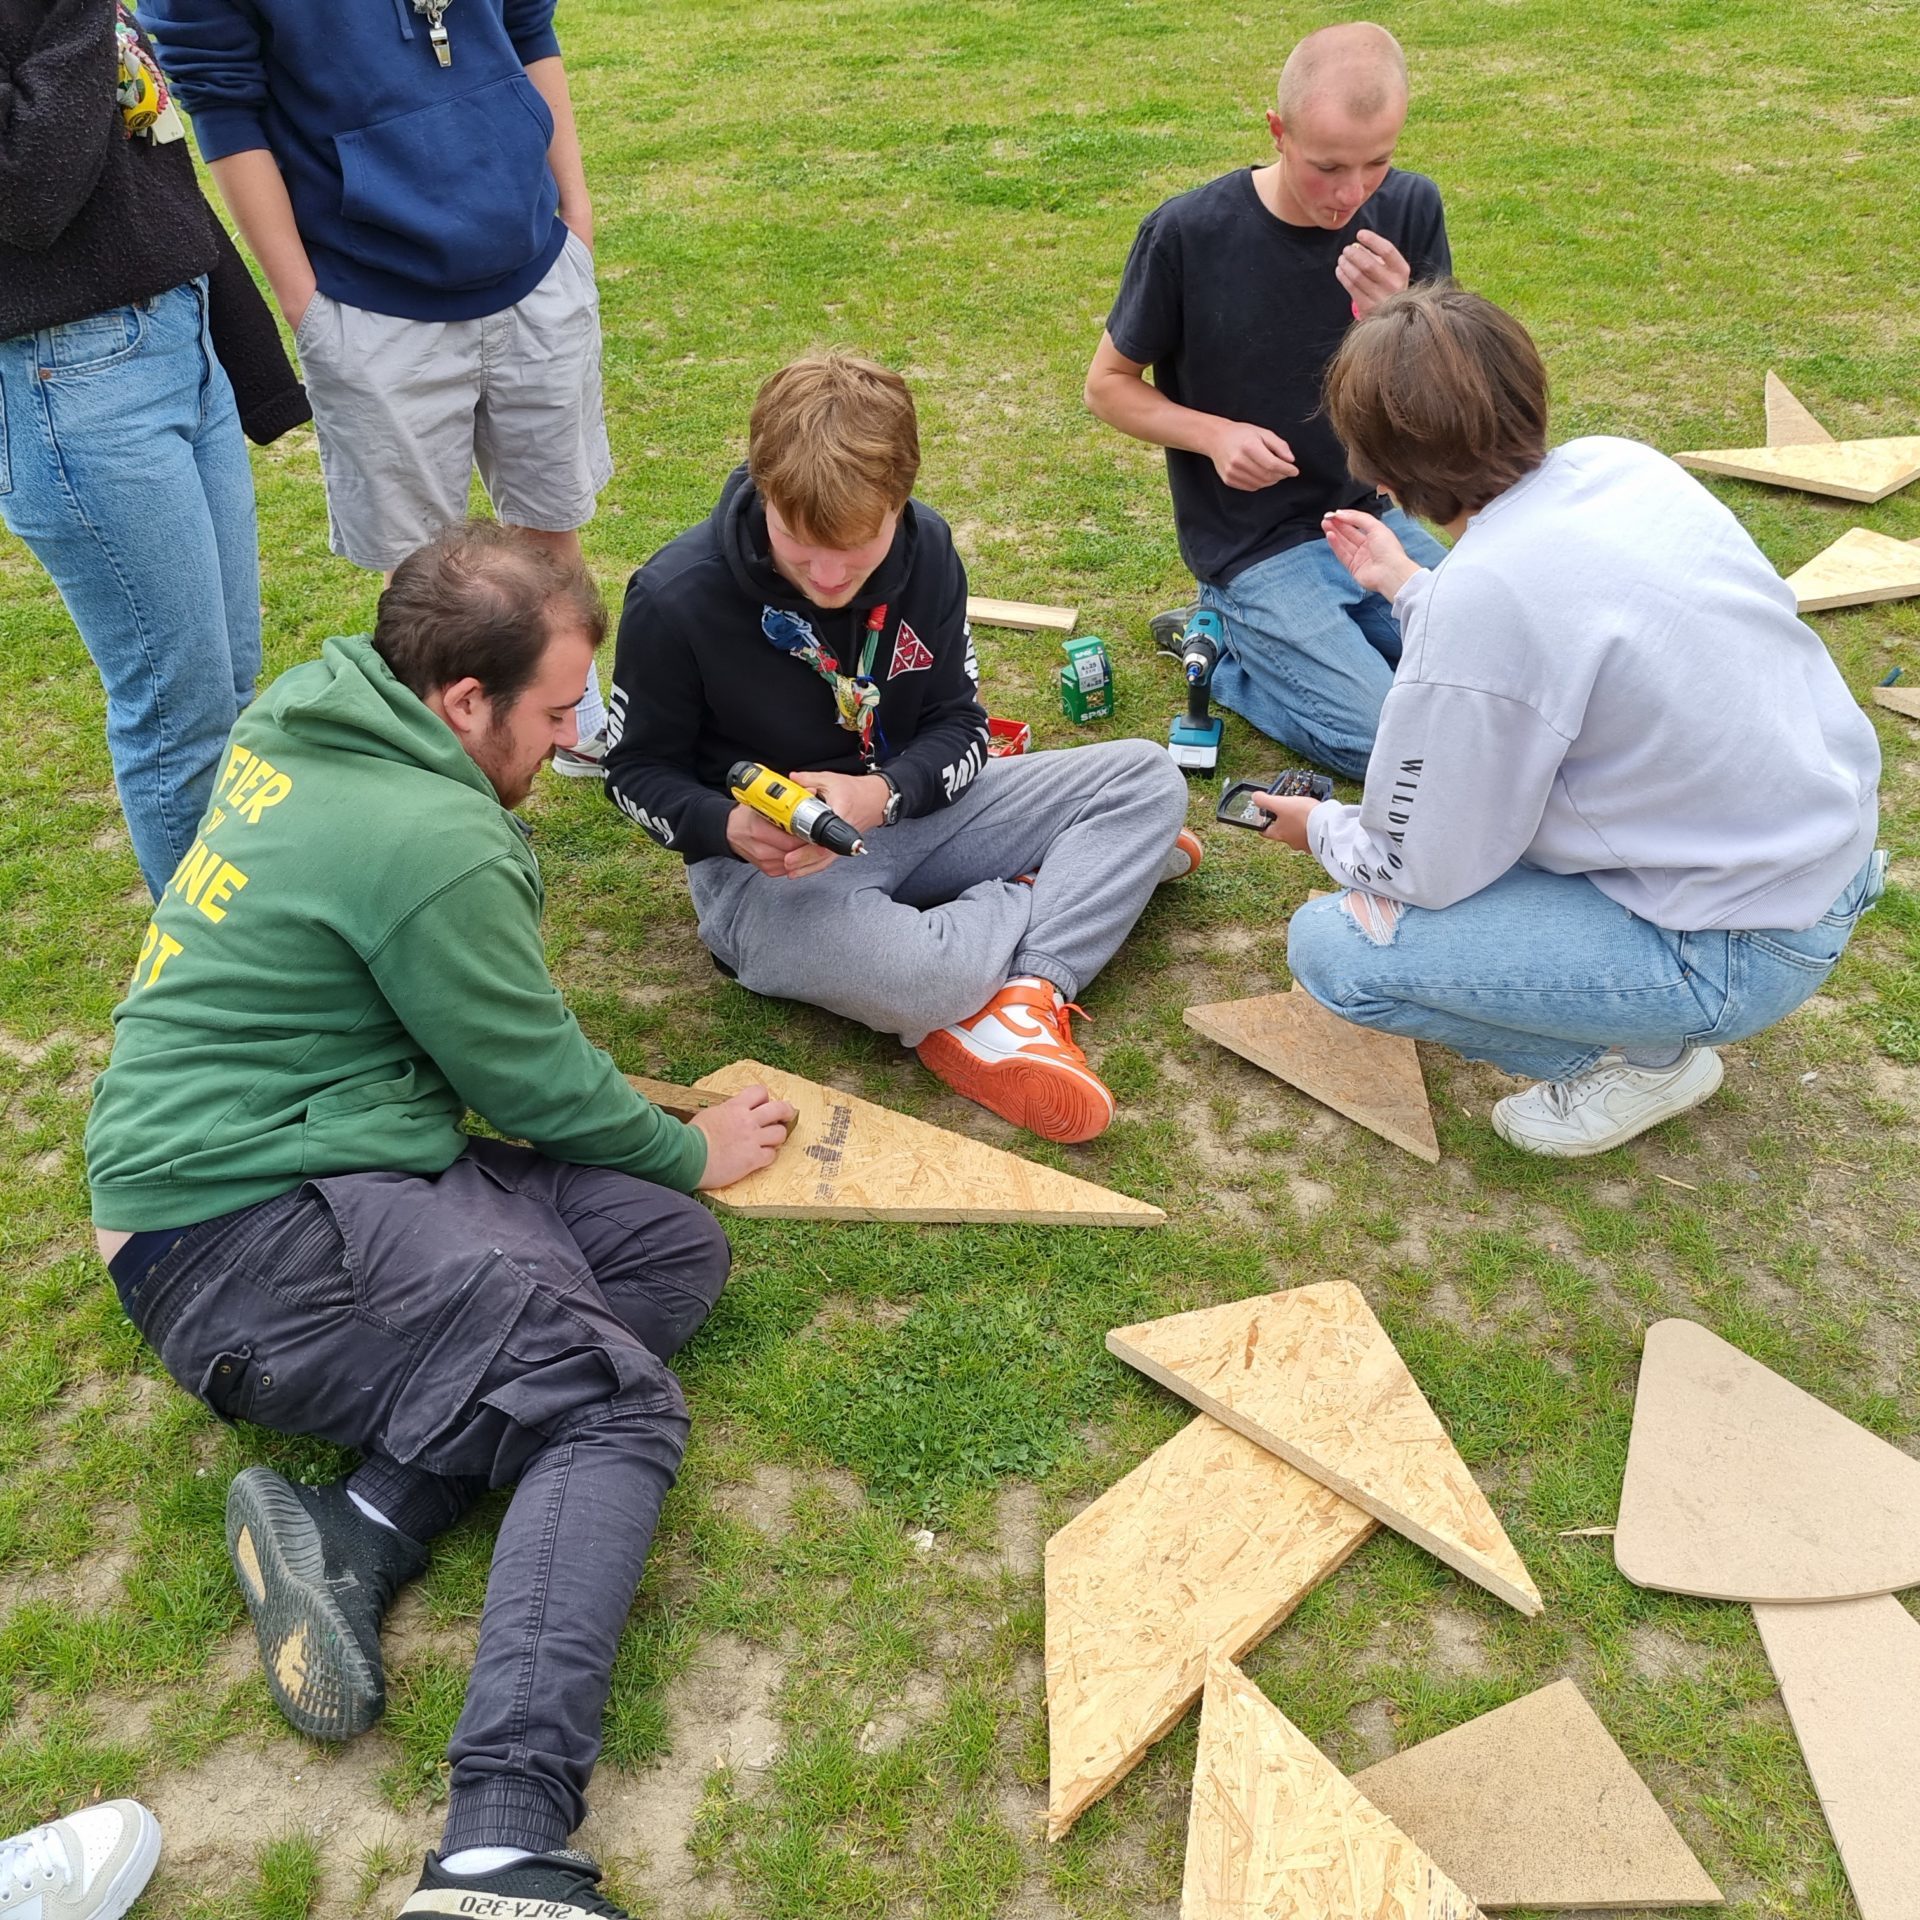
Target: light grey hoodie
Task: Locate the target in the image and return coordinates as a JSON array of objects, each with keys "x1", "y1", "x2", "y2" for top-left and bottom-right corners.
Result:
[{"x1": 1308, "y1": 436, "x2": 1880, "y2": 931}]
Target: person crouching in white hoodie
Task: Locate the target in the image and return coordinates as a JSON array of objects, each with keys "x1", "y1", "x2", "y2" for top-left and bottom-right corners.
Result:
[{"x1": 1249, "y1": 283, "x2": 1884, "y2": 1157}]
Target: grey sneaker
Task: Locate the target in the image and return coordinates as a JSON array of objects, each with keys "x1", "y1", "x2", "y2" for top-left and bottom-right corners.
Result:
[
  {"x1": 1492, "y1": 1048, "x2": 1724, "y2": 1158},
  {"x1": 551, "y1": 727, "x2": 608, "y2": 779},
  {"x1": 0, "y1": 1801, "x2": 161, "y2": 1920},
  {"x1": 1149, "y1": 603, "x2": 1200, "y2": 657}
]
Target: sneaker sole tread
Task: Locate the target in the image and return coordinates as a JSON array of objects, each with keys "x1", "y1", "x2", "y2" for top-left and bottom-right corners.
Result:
[{"x1": 226, "y1": 1467, "x2": 383, "y2": 1741}]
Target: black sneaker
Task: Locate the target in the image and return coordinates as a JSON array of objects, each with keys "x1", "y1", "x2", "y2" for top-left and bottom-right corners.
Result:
[
  {"x1": 225, "y1": 1466, "x2": 427, "y2": 1741},
  {"x1": 1149, "y1": 602, "x2": 1200, "y2": 657},
  {"x1": 400, "y1": 1851, "x2": 631, "y2": 1920}
]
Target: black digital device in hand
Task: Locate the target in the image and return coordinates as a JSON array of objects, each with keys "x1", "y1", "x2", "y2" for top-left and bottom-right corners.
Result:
[{"x1": 1216, "y1": 770, "x2": 1335, "y2": 829}]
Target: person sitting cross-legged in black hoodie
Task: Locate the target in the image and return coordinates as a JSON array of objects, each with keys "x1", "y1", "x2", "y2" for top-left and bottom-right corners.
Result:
[{"x1": 605, "y1": 353, "x2": 1201, "y2": 1145}]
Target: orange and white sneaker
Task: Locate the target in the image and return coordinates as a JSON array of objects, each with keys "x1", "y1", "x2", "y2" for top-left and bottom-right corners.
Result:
[
  {"x1": 916, "y1": 977, "x2": 1115, "y2": 1142},
  {"x1": 1159, "y1": 828, "x2": 1204, "y2": 884}
]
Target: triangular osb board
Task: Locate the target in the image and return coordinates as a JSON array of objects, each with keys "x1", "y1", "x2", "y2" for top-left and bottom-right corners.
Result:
[
  {"x1": 1353, "y1": 1680, "x2": 1722, "y2": 1909},
  {"x1": 1613, "y1": 1319, "x2": 1920, "y2": 1602},
  {"x1": 692, "y1": 1060, "x2": 1163, "y2": 1225},
  {"x1": 1045, "y1": 1415, "x2": 1376, "y2": 1839},
  {"x1": 1184, "y1": 1654, "x2": 1484, "y2": 1920},
  {"x1": 1754, "y1": 1596, "x2": 1920, "y2": 1920},
  {"x1": 1108, "y1": 1283, "x2": 1542, "y2": 1615},
  {"x1": 1786, "y1": 527, "x2": 1920, "y2": 612},
  {"x1": 1672, "y1": 437, "x2": 1920, "y2": 503},
  {"x1": 1764, "y1": 372, "x2": 1835, "y2": 447},
  {"x1": 1184, "y1": 990, "x2": 1438, "y2": 1163},
  {"x1": 1875, "y1": 683, "x2": 1920, "y2": 721}
]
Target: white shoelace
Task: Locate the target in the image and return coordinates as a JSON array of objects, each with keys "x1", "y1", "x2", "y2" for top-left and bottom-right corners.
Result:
[{"x1": 0, "y1": 1826, "x2": 71, "y2": 1901}]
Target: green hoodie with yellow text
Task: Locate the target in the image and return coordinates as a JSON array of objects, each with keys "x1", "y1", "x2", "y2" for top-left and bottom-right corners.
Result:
[{"x1": 86, "y1": 635, "x2": 706, "y2": 1229}]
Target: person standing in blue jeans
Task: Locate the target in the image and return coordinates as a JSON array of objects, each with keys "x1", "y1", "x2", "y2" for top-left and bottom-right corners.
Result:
[
  {"x1": 1085, "y1": 23, "x2": 1452, "y2": 778},
  {"x1": 1251, "y1": 285, "x2": 1884, "y2": 1157},
  {"x1": 0, "y1": 0, "x2": 282, "y2": 899}
]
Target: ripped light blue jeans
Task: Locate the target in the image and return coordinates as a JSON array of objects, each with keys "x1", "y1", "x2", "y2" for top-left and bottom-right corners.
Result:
[
  {"x1": 1286, "y1": 857, "x2": 1886, "y2": 1083},
  {"x1": 1200, "y1": 508, "x2": 1448, "y2": 780}
]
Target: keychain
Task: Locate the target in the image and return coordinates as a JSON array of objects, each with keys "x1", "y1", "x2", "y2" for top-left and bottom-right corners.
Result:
[{"x1": 412, "y1": 0, "x2": 452, "y2": 66}]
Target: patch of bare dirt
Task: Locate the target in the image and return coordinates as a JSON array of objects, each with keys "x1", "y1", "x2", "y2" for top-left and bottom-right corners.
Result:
[
  {"x1": 1344, "y1": 1696, "x2": 1400, "y2": 1766},
  {"x1": 579, "y1": 1633, "x2": 784, "y2": 1916},
  {"x1": 1426, "y1": 1607, "x2": 1491, "y2": 1675},
  {"x1": 1629, "y1": 1624, "x2": 1714, "y2": 1682},
  {"x1": 856, "y1": 1671, "x2": 944, "y2": 1753},
  {"x1": 710, "y1": 1463, "x2": 864, "y2": 1537},
  {"x1": 141, "y1": 1730, "x2": 438, "y2": 1920}
]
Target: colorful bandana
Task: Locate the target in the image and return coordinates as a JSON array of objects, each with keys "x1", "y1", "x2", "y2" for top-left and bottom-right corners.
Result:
[
  {"x1": 114, "y1": 6, "x2": 173, "y2": 138},
  {"x1": 760, "y1": 604, "x2": 887, "y2": 761}
]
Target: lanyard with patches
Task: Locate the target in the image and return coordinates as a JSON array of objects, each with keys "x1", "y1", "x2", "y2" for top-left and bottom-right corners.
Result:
[{"x1": 759, "y1": 603, "x2": 889, "y2": 762}]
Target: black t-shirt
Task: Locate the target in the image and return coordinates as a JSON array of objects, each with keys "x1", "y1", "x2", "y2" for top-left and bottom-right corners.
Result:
[{"x1": 1106, "y1": 167, "x2": 1450, "y2": 587}]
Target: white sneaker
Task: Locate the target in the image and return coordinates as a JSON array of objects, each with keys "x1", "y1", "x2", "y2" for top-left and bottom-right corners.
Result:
[
  {"x1": 550, "y1": 727, "x2": 608, "y2": 780},
  {"x1": 1158, "y1": 828, "x2": 1205, "y2": 884},
  {"x1": 0, "y1": 1802, "x2": 161, "y2": 1920},
  {"x1": 1492, "y1": 1049, "x2": 1724, "y2": 1158}
]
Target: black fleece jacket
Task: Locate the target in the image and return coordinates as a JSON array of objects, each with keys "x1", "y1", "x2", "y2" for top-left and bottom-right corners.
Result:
[
  {"x1": 0, "y1": 0, "x2": 220, "y2": 336},
  {"x1": 2, "y1": 0, "x2": 310, "y2": 442},
  {"x1": 605, "y1": 468, "x2": 990, "y2": 866}
]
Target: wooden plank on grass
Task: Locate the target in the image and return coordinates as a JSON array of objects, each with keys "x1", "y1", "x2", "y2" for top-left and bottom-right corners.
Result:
[
  {"x1": 692, "y1": 1059, "x2": 1164, "y2": 1225},
  {"x1": 1754, "y1": 1595, "x2": 1920, "y2": 1920},
  {"x1": 1672, "y1": 437, "x2": 1920, "y2": 503},
  {"x1": 1109, "y1": 1282, "x2": 1542, "y2": 1615},
  {"x1": 1184, "y1": 988, "x2": 1439, "y2": 1163},
  {"x1": 1044, "y1": 1413, "x2": 1375, "y2": 1839},
  {"x1": 1613, "y1": 1318, "x2": 1920, "y2": 1603},
  {"x1": 1184, "y1": 1652, "x2": 1484, "y2": 1919},
  {"x1": 966, "y1": 595, "x2": 1078, "y2": 634},
  {"x1": 624, "y1": 1073, "x2": 724, "y2": 1121},
  {"x1": 1354, "y1": 1680, "x2": 1723, "y2": 1910}
]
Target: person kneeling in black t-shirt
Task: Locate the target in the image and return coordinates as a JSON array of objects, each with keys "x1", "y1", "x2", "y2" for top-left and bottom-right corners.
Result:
[{"x1": 1085, "y1": 21, "x2": 1453, "y2": 780}]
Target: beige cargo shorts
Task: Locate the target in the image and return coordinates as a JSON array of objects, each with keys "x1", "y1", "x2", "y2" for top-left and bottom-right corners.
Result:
[{"x1": 293, "y1": 228, "x2": 612, "y2": 571}]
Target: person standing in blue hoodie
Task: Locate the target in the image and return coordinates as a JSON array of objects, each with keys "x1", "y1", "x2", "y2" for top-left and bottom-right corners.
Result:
[{"x1": 145, "y1": 0, "x2": 613, "y2": 769}]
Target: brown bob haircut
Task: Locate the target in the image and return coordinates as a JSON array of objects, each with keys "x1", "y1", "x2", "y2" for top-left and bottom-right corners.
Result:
[
  {"x1": 749, "y1": 352, "x2": 921, "y2": 547},
  {"x1": 1323, "y1": 284, "x2": 1550, "y2": 526},
  {"x1": 373, "y1": 519, "x2": 606, "y2": 710}
]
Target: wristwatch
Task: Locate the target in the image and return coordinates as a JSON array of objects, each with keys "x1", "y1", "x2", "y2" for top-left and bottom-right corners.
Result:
[{"x1": 875, "y1": 769, "x2": 904, "y2": 827}]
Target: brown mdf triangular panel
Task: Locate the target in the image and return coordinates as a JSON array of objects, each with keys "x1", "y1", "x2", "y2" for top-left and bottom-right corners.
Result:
[
  {"x1": 1045, "y1": 1414, "x2": 1376, "y2": 1840},
  {"x1": 1764, "y1": 372, "x2": 1836, "y2": 447},
  {"x1": 1353, "y1": 1680, "x2": 1722, "y2": 1910},
  {"x1": 1184, "y1": 1654, "x2": 1484, "y2": 1920},
  {"x1": 1672, "y1": 437, "x2": 1920, "y2": 503},
  {"x1": 1614, "y1": 1319, "x2": 1920, "y2": 1602},
  {"x1": 1184, "y1": 990, "x2": 1439, "y2": 1163},
  {"x1": 1875, "y1": 683, "x2": 1920, "y2": 721},
  {"x1": 1754, "y1": 1596, "x2": 1920, "y2": 1920},
  {"x1": 1787, "y1": 526, "x2": 1920, "y2": 613},
  {"x1": 1108, "y1": 1283, "x2": 1542, "y2": 1616},
  {"x1": 692, "y1": 1059, "x2": 1164, "y2": 1225}
]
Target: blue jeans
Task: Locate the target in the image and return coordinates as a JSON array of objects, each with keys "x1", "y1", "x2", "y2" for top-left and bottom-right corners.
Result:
[
  {"x1": 1286, "y1": 856, "x2": 1886, "y2": 1083},
  {"x1": 0, "y1": 279, "x2": 261, "y2": 897},
  {"x1": 1200, "y1": 508, "x2": 1448, "y2": 779}
]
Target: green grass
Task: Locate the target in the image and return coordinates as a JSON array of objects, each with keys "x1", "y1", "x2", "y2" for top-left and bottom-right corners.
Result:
[{"x1": 4, "y1": 0, "x2": 1920, "y2": 1913}]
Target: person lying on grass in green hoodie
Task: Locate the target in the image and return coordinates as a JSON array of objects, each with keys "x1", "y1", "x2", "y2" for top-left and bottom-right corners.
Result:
[{"x1": 85, "y1": 520, "x2": 792, "y2": 1920}]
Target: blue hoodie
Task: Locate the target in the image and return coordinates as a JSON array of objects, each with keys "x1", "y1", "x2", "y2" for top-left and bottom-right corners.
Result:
[{"x1": 144, "y1": 0, "x2": 567, "y2": 320}]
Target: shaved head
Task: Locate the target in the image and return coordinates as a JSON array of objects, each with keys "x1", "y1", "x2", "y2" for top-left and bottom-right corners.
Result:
[{"x1": 1276, "y1": 22, "x2": 1408, "y2": 126}]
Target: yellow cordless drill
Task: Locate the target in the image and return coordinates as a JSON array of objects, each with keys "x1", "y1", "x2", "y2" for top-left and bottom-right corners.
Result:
[{"x1": 727, "y1": 761, "x2": 867, "y2": 857}]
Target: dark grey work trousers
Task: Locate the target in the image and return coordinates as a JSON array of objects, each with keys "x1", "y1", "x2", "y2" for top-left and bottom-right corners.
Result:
[{"x1": 113, "y1": 1139, "x2": 730, "y2": 1855}]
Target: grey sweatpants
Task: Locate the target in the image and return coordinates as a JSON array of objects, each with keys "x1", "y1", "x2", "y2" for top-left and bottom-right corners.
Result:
[{"x1": 686, "y1": 739, "x2": 1191, "y2": 1044}]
